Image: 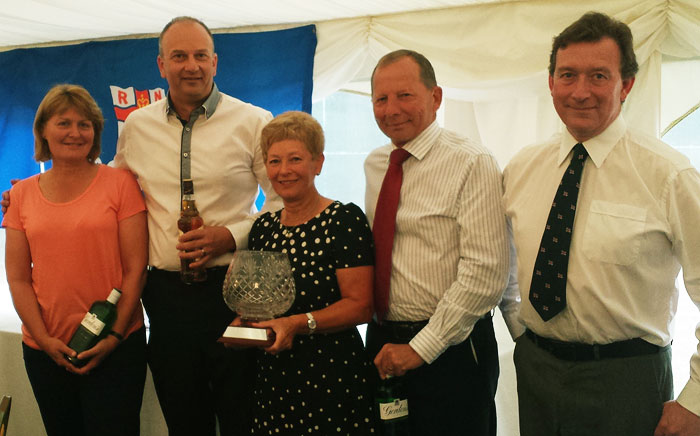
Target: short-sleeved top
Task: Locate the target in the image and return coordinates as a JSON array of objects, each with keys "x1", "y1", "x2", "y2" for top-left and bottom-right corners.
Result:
[
  {"x1": 247, "y1": 201, "x2": 377, "y2": 435},
  {"x1": 2, "y1": 165, "x2": 146, "y2": 349}
]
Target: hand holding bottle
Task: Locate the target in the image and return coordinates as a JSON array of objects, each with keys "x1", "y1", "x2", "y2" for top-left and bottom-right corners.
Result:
[
  {"x1": 70, "y1": 334, "x2": 120, "y2": 374},
  {"x1": 65, "y1": 288, "x2": 120, "y2": 369},
  {"x1": 36, "y1": 335, "x2": 83, "y2": 374},
  {"x1": 177, "y1": 225, "x2": 236, "y2": 269},
  {"x1": 177, "y1": 179, "x2": 209, "y2": 282},
  {"x1": 374, "y1": 343, "x2": 425, "y2": 379}
]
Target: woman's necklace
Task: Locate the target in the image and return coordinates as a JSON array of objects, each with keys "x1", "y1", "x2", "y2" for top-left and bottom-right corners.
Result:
[{"x1": 280, "y1": 196, "x2": 322, "y2": 236}]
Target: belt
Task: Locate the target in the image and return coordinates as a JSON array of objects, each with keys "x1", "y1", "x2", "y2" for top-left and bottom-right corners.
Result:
[
  {"x1": 377, "y1": 319, "x2": 430, "y2": 341},
  {"x1": 525, "y1": 329, "x2": 666, "y2": 362},
  {"x1": 146, "y1": 265, "x2": 228, "y2": 276},
  {"x1": 374, "y1": 311, "x2": 493, "y2": 342}
]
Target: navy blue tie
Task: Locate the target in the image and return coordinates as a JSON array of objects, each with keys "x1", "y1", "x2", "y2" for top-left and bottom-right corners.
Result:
[{"x1": 529, "y1": 143, "x2": 588, "y2": 321}]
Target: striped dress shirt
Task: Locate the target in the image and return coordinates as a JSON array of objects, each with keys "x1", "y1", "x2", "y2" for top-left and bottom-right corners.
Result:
[{"x1": 365, "y1": 121, "x2": 510, "y2": 363}]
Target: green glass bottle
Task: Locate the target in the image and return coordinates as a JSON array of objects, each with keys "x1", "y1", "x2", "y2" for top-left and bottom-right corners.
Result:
[
  {"x1": 375, "y1": 376, "x2": 411, "y2": 435},
  {"x1": 65, "y1": 288, "x2": 120, "y2": 367}
]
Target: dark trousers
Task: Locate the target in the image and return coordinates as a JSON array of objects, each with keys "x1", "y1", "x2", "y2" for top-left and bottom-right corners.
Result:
[
  {"x1": 514, "y1": 333, "x2": 673, "y2": 436},
  {"x1": 142, "y1": 267, "x2": 255, "y2": 436},
  {"x1": 366, "y1": 315, "x2": 499, "y2": 436},
  {"x1": 23, "y1": 327, "x2": 147, "y2": 436}
]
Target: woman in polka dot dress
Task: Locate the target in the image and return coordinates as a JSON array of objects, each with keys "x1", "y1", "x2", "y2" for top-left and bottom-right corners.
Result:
[{"x1": 241, "y1": 111, "x2": 376, "y2": 435}]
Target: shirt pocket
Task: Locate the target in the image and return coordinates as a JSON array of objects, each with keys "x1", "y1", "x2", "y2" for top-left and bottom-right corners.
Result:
[{"x1": 581, "y1": 200, "x2": 647, "y2": 265}]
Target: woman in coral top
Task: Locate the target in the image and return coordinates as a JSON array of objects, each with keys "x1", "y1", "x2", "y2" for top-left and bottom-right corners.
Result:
[{"x1": 2, "y1": 84, "x2": 148, "y2": 436}]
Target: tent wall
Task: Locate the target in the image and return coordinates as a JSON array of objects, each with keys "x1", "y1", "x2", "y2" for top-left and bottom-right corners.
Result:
[
  {"x1": 311, "y1": 0, "x2": 700, "y2": 163},
  {"x1": 0, "y1": 1, "x2": 699, "y2": 435}
]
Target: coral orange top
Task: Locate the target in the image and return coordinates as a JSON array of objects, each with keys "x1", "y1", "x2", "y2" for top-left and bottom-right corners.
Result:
[{"x1": 2, "y1": 165, "x2": 146, "y2": 349}]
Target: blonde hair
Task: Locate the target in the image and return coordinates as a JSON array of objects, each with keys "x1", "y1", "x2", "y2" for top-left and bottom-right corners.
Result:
[
  {"x1": 260, "y1": 111, "x2": 324, "y2": 160},
  {"x1": 33, "y1": 84, "x2": 103, "y2": 162}
]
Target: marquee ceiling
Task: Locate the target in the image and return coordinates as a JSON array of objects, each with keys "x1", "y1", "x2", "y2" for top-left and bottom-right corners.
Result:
[{"x1": 0, "y1": 0, "x2": 513, "y2": 49}]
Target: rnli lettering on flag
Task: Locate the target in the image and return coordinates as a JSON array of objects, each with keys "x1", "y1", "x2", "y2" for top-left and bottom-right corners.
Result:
[{"x1": 110, "y1": 86, "x2": 165, "y2": 133}]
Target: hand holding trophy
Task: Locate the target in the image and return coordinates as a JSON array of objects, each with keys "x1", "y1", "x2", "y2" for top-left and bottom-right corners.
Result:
[{"x1": 219, "y1": 250, "x2": 295, "y2": 347}]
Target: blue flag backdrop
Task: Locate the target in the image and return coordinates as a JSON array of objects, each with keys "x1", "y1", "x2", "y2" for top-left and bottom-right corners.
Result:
[{"x1": 0, "y1": 25, "x2": 316, "y2": 194}]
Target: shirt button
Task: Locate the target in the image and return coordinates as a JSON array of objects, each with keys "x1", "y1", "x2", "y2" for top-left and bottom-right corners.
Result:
[
  {"x1": 185, "y1": 127, "x2": 191, "y2": 132},
  {"x1": 183, "y1": 152, "x2": 189, "y2": 158}
]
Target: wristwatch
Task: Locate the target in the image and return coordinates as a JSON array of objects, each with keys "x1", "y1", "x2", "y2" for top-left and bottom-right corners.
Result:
[{"x1": 306, "y1": 312, "x2": 317, "y2": 333}]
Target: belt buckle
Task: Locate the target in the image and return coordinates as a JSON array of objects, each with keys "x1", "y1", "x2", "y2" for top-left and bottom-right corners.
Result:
[
  {"x1": 392, "y1": 324, "x2": 417, "y2": 342},
  {"x1": 535, "y1": 335, "x2": 591, "y2": 362},
  {"x1": 563, "y1": 342, "x2": 597, "y2": 361}
]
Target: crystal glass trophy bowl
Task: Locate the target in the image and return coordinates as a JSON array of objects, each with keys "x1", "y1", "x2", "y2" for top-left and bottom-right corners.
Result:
[{"x1": 219, "y1": 250, "x2": 295, "y2": 346}]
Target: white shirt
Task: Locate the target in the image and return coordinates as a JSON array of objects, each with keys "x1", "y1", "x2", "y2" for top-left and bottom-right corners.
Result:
[
  {"x1": 114, "y1": 85, "x2": 281, "y2": 270},
  {"x1": 365, "y1": 121, "x2": 511, "y2": 364},
  {"x1": 503, "y1": 114, "x2": 700, "y2": 414}
]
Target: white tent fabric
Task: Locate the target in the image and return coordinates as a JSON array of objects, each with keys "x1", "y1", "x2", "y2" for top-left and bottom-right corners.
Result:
[
  {"x1": 0, "y1": 2, "x2": 699, "y2": 434},
  {"x1": 308, "y1": 0, "x2": 700, "y2": 163},
  {"x1": 0, "y1": 0, "x2": 508, "y2": 48},
  {"x1": 4, "y1": 0, "x2": 698, "y2": 162}
]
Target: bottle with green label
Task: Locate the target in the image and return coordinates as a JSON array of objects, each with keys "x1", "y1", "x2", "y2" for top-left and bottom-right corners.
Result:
[
  {"x1": 65, "y1": 288, "x2": 121, "y2": 367},
  {"x1": 375, "y1": 376, "x2": 411, "y2": 435}
]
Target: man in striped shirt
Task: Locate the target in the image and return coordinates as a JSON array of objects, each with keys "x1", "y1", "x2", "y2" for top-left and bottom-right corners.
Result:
[{"x1": 364, "y1": 49, "x2": 514, "y2": 436}]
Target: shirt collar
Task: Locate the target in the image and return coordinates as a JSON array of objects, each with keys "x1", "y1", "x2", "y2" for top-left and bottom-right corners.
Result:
[
  {"x1": 558, "y1": 113, "x2": 626, "y2": 168},
  {"x1": 165, "y1": 83, "x2": 221, "y2": 121},
  {"x1": 391, "y1": 120, "x2": 441, "y2": 161}
]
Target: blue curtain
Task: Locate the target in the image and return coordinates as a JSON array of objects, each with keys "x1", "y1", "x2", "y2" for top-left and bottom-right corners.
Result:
[{"x1": 0, "y1": 25, "x2": 316, "y2": 194}]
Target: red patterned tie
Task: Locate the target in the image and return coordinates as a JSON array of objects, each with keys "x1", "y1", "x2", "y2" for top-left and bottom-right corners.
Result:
[{"x1": 373, "y1": 148, "x2": 412, "y2": 322}]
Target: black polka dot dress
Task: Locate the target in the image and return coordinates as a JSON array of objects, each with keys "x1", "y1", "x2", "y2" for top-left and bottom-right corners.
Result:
[{"x1": 248, "y1": 201, "x2": 376, "y2": 435}]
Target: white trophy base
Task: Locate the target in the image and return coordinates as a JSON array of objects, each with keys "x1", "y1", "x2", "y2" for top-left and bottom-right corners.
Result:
[{"x1": 218, "y1": 325, "x2": 275, "y2": 347}]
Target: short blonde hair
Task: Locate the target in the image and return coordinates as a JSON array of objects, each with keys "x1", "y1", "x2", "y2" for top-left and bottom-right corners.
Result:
[
  {"x1": 260, "y1": 111, "x2": 324, "y2": 160},
  {"x1": 34, "y1": 84, "x2": 104, "y2": 162}
]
